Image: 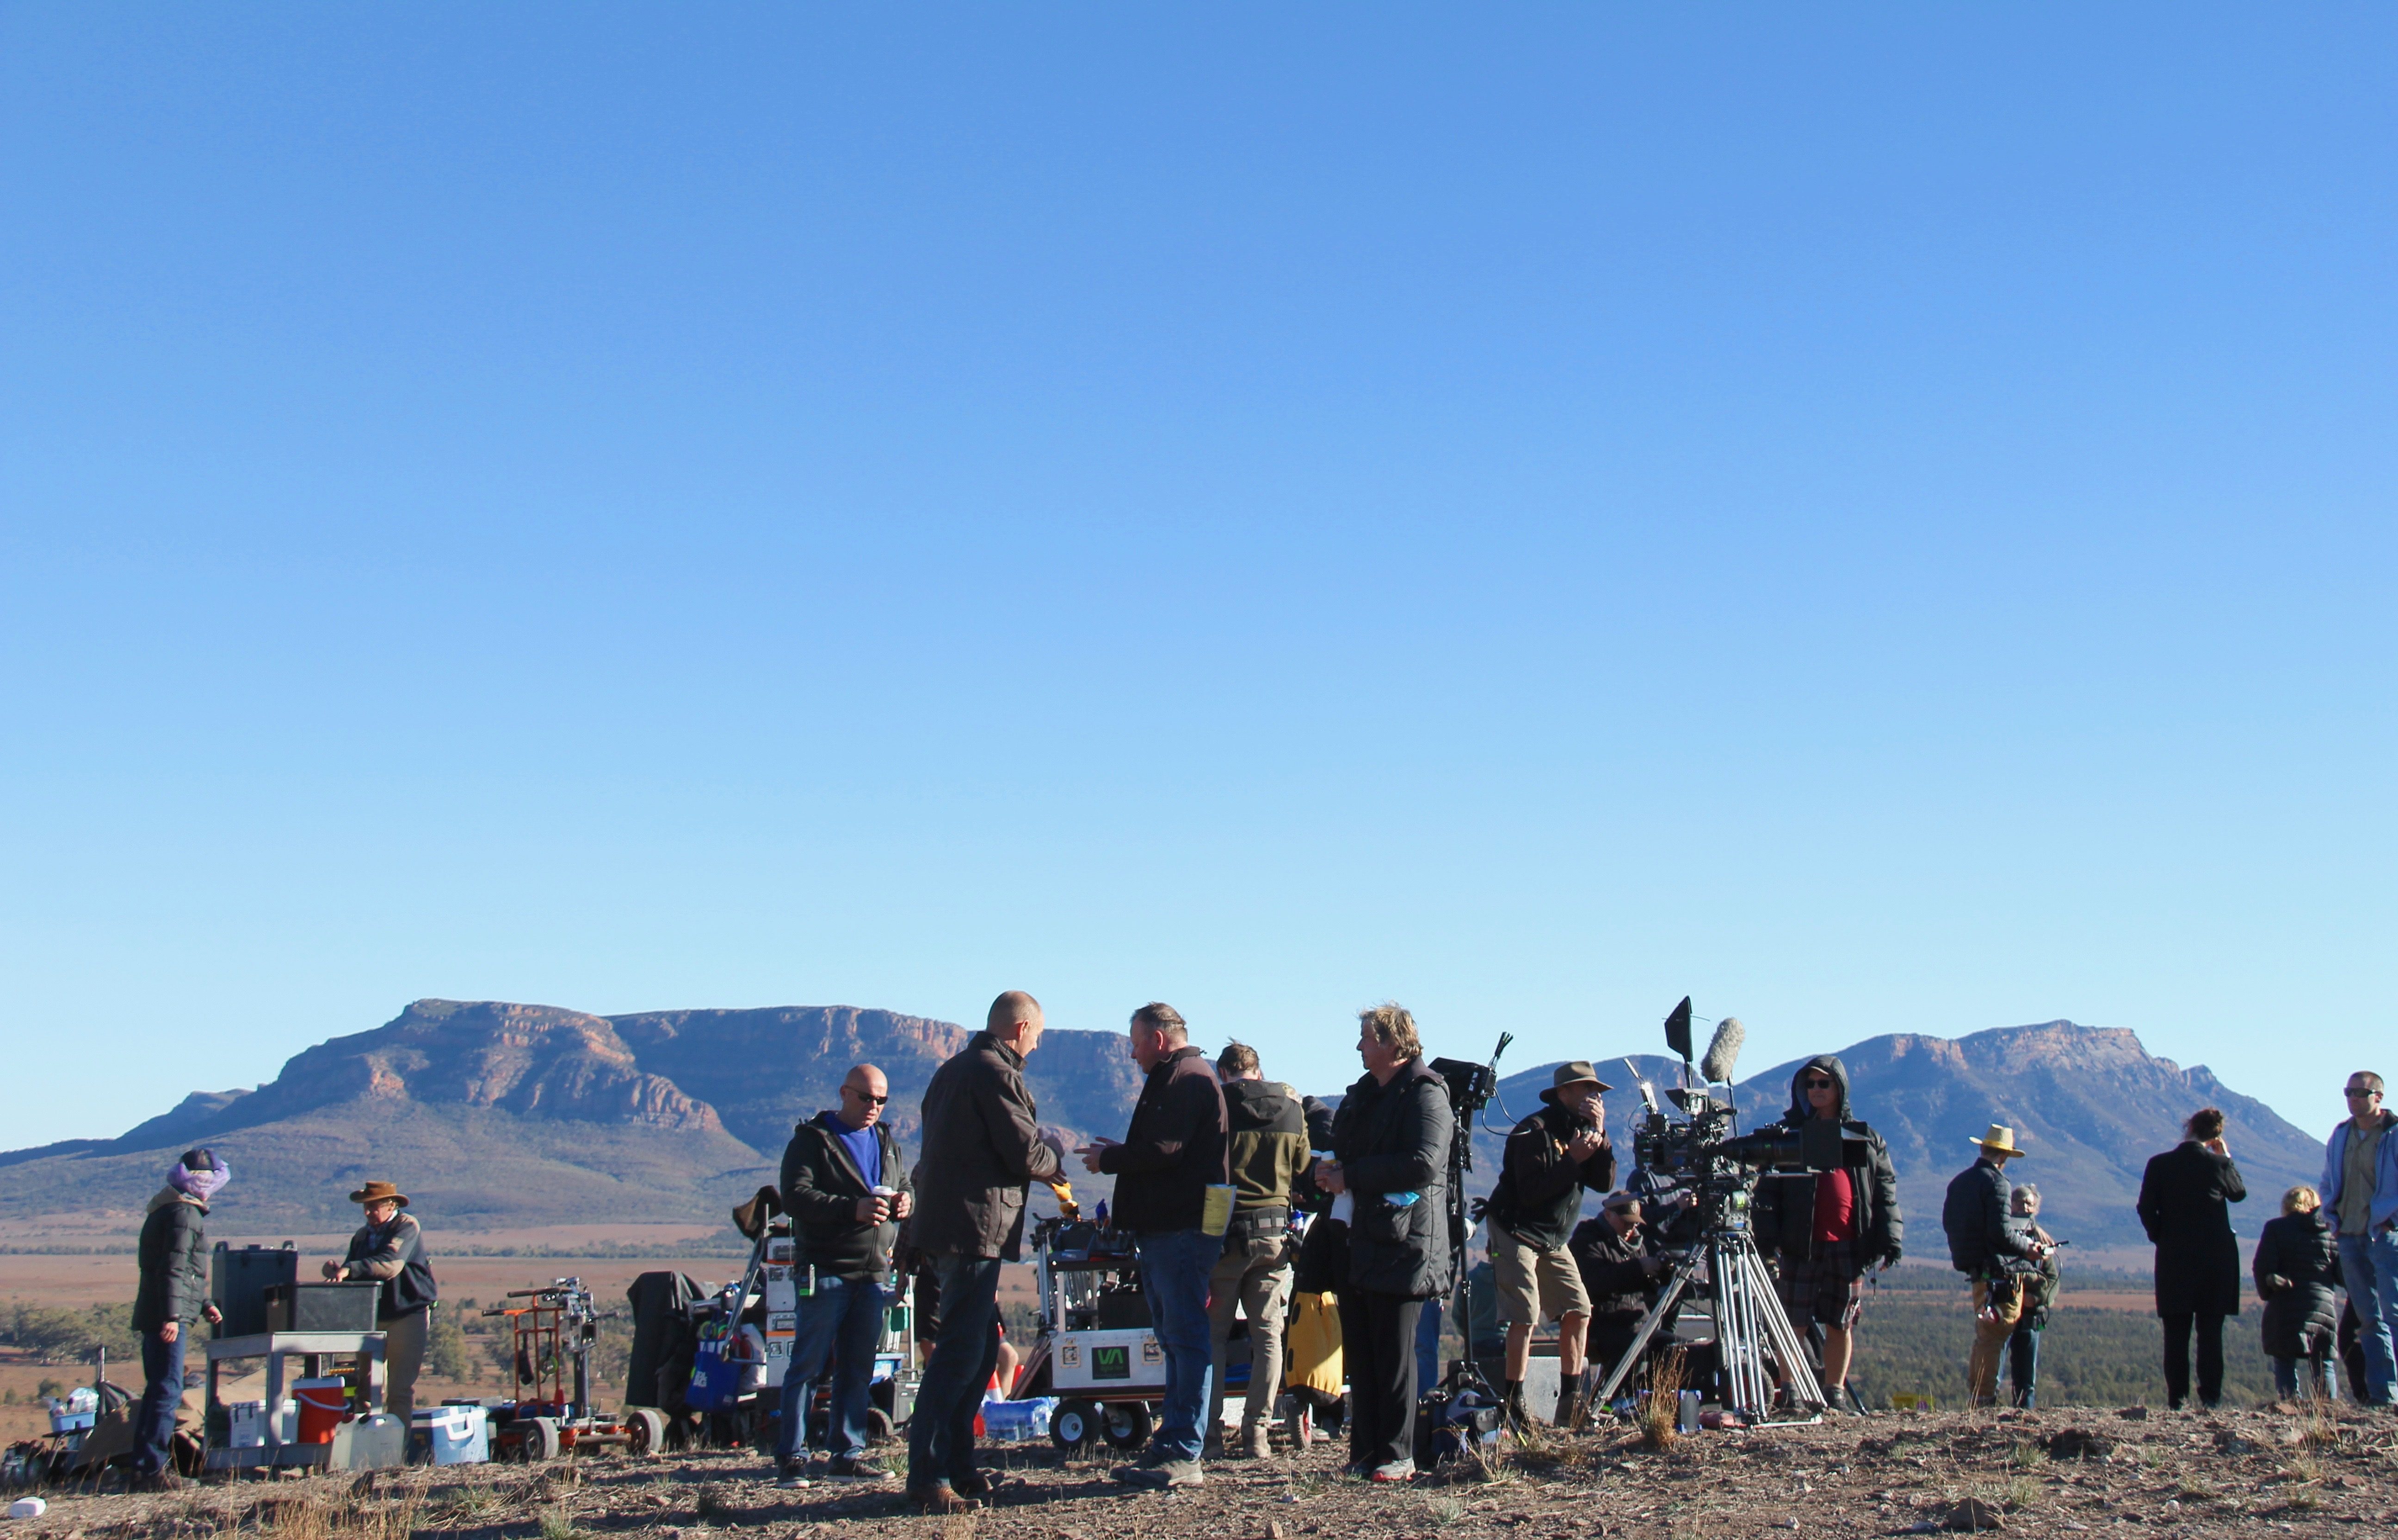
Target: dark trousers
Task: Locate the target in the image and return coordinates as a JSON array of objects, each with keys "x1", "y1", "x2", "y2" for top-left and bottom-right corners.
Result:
[
  {"x1": 906, "y1": 1254, "x2": 1000, "y2": 1492},
  {"x1": 2006, "y1": 1324, "x2": 2040, "y2": 1409},
  {"x1": 1337, "y1": 1290, "x2": 1422, "y2": 1472},
  {"x1": 133, "y1": 1326, "x2": 185, "y2": 1476},
  {"x1": 2162, "y1": 1311, "x2": 2226, "y2": 1408}
]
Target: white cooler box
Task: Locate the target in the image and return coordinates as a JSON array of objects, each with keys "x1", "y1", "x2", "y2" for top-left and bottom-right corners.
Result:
[
  {"x1": 227, "y1": 1399, "x2": 299, "y2": 1448},
  {"x1": 410, "y1": 1404, "x2": 490, "y2": 1465},
  {"x1": 1048, "y1": 1330, "x2": 1168, "y2": 1393}
]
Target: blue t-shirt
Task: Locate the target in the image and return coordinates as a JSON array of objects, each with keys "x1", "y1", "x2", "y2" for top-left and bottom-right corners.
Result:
[{"x1": 823, "y1": 1112, "x2": 883, "y2": 1191}]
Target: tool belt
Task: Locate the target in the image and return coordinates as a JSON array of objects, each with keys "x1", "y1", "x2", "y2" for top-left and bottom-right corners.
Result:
[{"x1": 1224, "y1": 1205, "x2": 1292, "y2": 1242}]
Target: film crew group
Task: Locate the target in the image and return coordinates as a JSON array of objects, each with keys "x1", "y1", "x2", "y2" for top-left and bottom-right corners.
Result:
[
  {"x1": 1481, "y1": 1061, "x2": 1615, "y2": 1430},
  {"x1": 129, "y1": 1149, "x2": 231, "y2": 1491},
  {"x1": 771, "y1": 1063, "x2": 914, "y2": 1487},
  {"x1": 1751, "y1": 1055, "x2": 1902, "y2": 1411}
]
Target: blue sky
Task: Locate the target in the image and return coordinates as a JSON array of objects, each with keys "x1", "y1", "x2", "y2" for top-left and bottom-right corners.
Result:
[{"x1": 3, "y1": 7, "x2": 2390, "y2": 1152}]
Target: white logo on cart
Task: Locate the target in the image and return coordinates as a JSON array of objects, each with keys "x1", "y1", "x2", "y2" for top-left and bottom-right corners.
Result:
[
  {"x1": 1060, "y1": 1343, "x2": 1081, "y2": 1367},
  {"x1": 1140, "y1": 1337, "x2": 1162, "y2": 1366}
]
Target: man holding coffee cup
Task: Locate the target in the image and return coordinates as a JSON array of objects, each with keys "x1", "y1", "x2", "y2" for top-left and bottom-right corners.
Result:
[{"x1": 774, "y1": 1064, "x2": 914, "y2": 1485}]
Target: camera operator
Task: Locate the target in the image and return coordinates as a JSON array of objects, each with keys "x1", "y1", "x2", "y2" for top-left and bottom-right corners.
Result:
[
  {"x1": 1749, "y1": 1055, "x2": 1902, "y2": 1408},
  {"x1": 1569, "y1": 1191, "x2": 1663, "y2": 1389},
  {"x1": 1483, "y1": 1062, "x2": 1616, "y2": 1429},
  {"x1": 1316, "y1": 1003, "x2": 1453, "y2": 1484},
  {"x1": 1941, "y1": 1124, "x2": 2049, "y2": 1409}
]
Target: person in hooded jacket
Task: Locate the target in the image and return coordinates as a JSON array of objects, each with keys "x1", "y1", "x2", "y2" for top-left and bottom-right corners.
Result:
[
  {"x1": 1748, "y1": 1054, "x2": 1902, "y2": 1407},
  {"x1": 130, "y1": 1149, "x2": 228, "y2": 1491},
  {"x1": 2254, "y1": 1183, "x2": 2342, "y2": 1401},
  {"x1": 1316, "y1": 1002, "x2": 1453, "y2": 1483},
  {"x1": 1205, "y1": 1041, "x2": 1307, "y2": 1459}
]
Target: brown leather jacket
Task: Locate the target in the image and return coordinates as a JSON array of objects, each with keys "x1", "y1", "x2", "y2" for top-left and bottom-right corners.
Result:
[{"x1": 907, "y1": 1031, "x2": 1063, "y2": 1261}]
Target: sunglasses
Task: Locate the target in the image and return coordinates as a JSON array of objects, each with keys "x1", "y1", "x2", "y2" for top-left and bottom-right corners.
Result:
[
  {"x1": 2348, "y1": 1088, "x2": 2381, "y2": 1098},
  {"x1": 1802, "y1": 1077, "x2": 1835, "y2": 1089},
  {"x1": 847, "y1": 1090, "x2": 890, "y2": 1105}
]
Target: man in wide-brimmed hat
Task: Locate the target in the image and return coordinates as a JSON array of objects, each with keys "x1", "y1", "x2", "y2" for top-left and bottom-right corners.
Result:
[
  {"x1": 1483, "y1": 1061, "x2": 1617, "y2": 1429},
  {"x1": 324, "y1": 1180, "x2": 439, "y2": 1419},
  {"x1": 1941, "y1": 1125, "x2": 2050, "y2": 1407}
]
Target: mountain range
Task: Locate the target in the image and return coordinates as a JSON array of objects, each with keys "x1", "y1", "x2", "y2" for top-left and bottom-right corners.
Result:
[{"x1": 0, "y1": 999, "x2": 2330, "y2": 1251}]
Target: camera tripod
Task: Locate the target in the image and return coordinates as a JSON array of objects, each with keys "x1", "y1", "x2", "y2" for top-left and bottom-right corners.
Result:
[{"x1": 1588, "y1": 1221, "x2": 1824, "y2": 1423}]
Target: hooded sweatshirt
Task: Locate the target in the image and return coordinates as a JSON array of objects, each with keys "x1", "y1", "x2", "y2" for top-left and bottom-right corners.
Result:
[
  {"x1": 1223, "y1": 1078, "x2": 1310, "y2": 1219},
  {"x1": 1748, "y1": 1054, "x2": 1904, "y2": 1268}
]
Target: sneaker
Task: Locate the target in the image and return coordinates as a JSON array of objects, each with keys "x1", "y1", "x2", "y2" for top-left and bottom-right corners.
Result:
[
  {"x1": 1119, "y1": 1459, "x2": 1204, "y2": 1490},
  {"x1": 1109, "y1": 1445, "x2": 1174, "y2": 1483},
  {"x1": 826, "y1": 1456, "x2": 892, "y2": 1482},
  {"x1": 775, "y1": 1459, "x2": 812, "y2": 1489},
  {"x1": 906, "y1": 1484, "x2": 974, "y2": 1514},
  {"x1": 1368, "y1": 1460, "x2": 1415, "y2": 1483}
]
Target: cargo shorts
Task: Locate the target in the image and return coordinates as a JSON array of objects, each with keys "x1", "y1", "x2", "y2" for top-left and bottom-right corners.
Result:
[{"x1": 1489, "y1": 1223, "x2": 1591, "y2": 1328}]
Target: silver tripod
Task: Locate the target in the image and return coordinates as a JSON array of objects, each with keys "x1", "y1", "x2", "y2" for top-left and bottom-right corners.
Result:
[{"x1": 1588, "y1": 1222, "x2": 1824, "y2": 1422}]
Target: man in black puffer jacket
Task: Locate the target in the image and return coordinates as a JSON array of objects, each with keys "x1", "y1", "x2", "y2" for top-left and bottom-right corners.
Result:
[
  {"x1": 1749, "y1": 1054, "x2": 1902, "y2": 1407},
  {"x1": 773, "y1": 1064, "x2": 915, "y2": 1485}
]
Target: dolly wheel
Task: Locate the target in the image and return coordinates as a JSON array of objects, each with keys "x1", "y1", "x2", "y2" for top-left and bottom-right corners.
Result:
[
  {"x1": 1100, "y1": 1401, "x2": 1153, "y2": 1451},
  {"x1": 1049, "y1": 1399, "x2": 1100, "y2": 1454},
  {"x1": 625, "y1": 1408, "x2": 666, "y2": 1457},
  {"x1": 521, "y1": 1416, "x2": 562, "y2": 1463},
  {"x1": 865, "y1": 1407, "x2": 895, "y2": 1446}
]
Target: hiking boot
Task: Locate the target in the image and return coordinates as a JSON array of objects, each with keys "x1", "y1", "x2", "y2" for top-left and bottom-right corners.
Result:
[
  {"x1": 826, "y1": 1455, "x2": 892, "y2": 1482},
  {"x1": 906, "y1": 1483, "x2": 974, "y2": 1514},
  {"x1": 774, "y1": 1458, "x2": 812, "y2": 1489},
  {"x1": 1368, "y1": 1460, "x2": 1415, "y2": 1483},
  {"x1": 1109, "y1": 1445, "x2": 1173, "y2": 1482},
  {"x1": 1119, "y1": 1459, "x2": 1203, "y2": 1490},
  {"x1": 1553, "y1": 1386, "x2": 1586, "y2": 1432},
  {"x1": 1238, "y1": 1423, "x2": 1274, "y2": 1461}
]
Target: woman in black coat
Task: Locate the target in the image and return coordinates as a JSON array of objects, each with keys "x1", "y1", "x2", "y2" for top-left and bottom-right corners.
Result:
[
  {"x1": 1318, "y1": 1002, "x2": 1453, "y2": 1482},
  {"x1": 2254, "y1": 1184, "x2": 2342, "y2": 1401},
  {"x1": 2134, "y1": 1107, "x2": 2247, "y2": 1410}
]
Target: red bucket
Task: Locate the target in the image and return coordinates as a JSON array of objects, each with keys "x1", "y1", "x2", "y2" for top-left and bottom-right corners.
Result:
[{"x1": 294, "y1": 1378, "x2": 348, "y2": 1444}]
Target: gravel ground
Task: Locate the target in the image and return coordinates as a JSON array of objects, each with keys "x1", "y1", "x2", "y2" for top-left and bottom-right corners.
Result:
[{"x1": 9, "y1": 1402, "x2": 2398, "y2": 1540}]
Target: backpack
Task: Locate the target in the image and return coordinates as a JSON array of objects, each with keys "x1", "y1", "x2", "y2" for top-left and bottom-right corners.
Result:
[{"x1": 1941, "y1": 1168, "x2": 1987, "y2": 1274}]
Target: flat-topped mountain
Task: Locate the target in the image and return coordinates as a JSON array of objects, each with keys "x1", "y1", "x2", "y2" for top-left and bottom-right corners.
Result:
[{"x1": 0, "y1": 1003, "x2": 2319, "y2": 1253}]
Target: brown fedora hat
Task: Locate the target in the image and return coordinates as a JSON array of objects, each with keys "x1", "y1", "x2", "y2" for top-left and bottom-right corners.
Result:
[
  {"x1": 1540, "y1": 1061, "x2": 1615, "y2": 1104},
  {"x1": 347, "y1": 1180, "x2": 409, "y2": 1207}
]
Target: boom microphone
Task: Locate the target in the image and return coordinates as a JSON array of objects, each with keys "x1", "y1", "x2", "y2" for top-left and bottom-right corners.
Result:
[{"x1": 1699, "y1": 1016, "x2": 1746, "y2": 1085}]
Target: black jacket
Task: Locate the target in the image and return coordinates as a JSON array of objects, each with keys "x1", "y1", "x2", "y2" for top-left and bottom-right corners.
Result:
[
  {"x1": 342, "y1": 1212, "x2": 439, "y2": 1320},
  {"x1": 1487, "y1": 1103, "x2": 1617, "y2": 1250},
  {"x1": 2137, "y1": 1140, "x2": 2247, "y2": 1317},
  {"x1": 1749, "y1": 1056, "x2": 1904, "y2": 1267},
  {"x1": 132, "y1": 1190, "x2": 210, "y2": 1332},
  {"x1": 781, "y1": 1112, "x2": 914, "y2": 1280},
  {"x1": 1942, "y1": 1158, "x2": 2035, "y2": 1277},
  {"x1": 2254, "y1": 1208, "x2": 2341, "y2": 1360},
  {"x1": 1223, "y1": 1079, "x2": 1309, "y2": 1217},
  {"x1": 1098, "y1": 1045, "x2": 1230, "y2": 1233},
  {"x1": 1330, "y1": 1058, "x2": 1454, "y2": 1299},
  {"x1": 1568, "y1": 1215, "x2": 1656, "y2": 1320},
  {"x1": 909, "y1": 1031, "x2": 1064, "y2": 1261}
]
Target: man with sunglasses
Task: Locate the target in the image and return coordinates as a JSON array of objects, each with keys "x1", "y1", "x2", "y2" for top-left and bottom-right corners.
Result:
[
  {"x1": 775, "y1": 1064, "x2": 915, "y2": 1485},
  {"x1": 1570, "y1": 1190, "x2": 1666, "y2": 1391},
  {"x1": 1749, "y1": 1055, "x2": 1903, "y2": 1411},
  {"x1": 2322, "y1": 1071, "x2": 2398, "y2": 1404}
]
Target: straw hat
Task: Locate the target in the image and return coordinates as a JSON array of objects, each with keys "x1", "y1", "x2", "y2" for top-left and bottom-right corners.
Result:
[
  {"x1": 1967, "y1": 1124, "x2": 2029, "y2": 1158},
  {"x1": 347, "y1": 1180, "x2": 410, "y2": 1207}
]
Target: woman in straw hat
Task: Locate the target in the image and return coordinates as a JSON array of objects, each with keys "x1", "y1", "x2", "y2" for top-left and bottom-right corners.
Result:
[{"x1": 324, "y1": 1180, "x2": 440, "y2": 1419}]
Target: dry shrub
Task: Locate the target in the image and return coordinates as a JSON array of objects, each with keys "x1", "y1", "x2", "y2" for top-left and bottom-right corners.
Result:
[
  {"x1": 1638, "y1": 1349, "x2": 1687, "y2": 1452},
  {"x1": 246, "y1": 1487, "x2": 422, "y2": 1540}
]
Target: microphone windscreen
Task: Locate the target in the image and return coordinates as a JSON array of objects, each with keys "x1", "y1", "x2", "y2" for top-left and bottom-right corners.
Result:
[{"x1": 1699, "y1": 1016, "x2": 1746, "y2": 1084}]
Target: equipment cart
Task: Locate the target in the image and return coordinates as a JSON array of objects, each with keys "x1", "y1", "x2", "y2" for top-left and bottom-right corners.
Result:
[
  {"x1": 1004, "y1": 1214, "x2": 1167, "y2": 1455},
  {"x1": 479, "y1": 1279, "x2": 666, "y2": 1461}
]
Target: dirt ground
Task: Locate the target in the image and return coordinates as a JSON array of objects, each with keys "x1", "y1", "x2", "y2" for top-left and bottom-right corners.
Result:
[{"x1": 6, "y1": 1402, "x2": 2398, "y2": 1540}]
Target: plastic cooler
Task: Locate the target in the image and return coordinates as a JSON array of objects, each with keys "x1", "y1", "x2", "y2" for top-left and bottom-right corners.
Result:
[
  {"x1": 294, "y1": 1378, "x2": 349, "y2": 1444},
  {"x1": 408, "y1": 1404, "x2": 489, "y2": 1465}
]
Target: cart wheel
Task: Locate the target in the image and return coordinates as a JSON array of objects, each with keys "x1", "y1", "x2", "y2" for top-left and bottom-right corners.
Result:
[
  {"x1": 624, "y1": 1408, "x2": 666, "y2": 1458},
  {"x1": 1049, "y1": 1399, "x2": 1101, "y2": 1454},
  {"x1": 1279, "y1": 1394, "x2": 1311, "y2": 1451},
  {"x1": 520, "y1": 1416, "x2": 562, "y2": 1463},
  {"x1": 865, "y1": 1407, "x2": 895, "y2": 1446},
  {"x1": 1100, "y1": 1401, "x2": 1153, "y2": 1452}
]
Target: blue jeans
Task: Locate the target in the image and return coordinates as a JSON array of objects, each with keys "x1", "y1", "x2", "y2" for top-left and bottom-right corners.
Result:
[
  {"x1": 133, "y1": 1326, "x2": 185, "y2": 1476},
  {"x1": 2337, "y1": 1231, "x2": 2398, "y2": 1403},
  {"x1": 1135, "y1": 1229, "x2": 1218, "y2": 1463},
  {"x1": 2006, "y1": 1324, "x2": 2040, "y2": 1409},
  {"x1": 775, "y1": 1274, "x2": 889, "y2": 1462},
  {"x1": 1415, "y1": 1296, "x2": 1444, "y2": 1396},
  {"x1": 906, "y1": 1254, "x2": 1001, "y2": 1491},
  {"x1": 2274, "y1": 1351, "x2": 2337, "y2": 1400}
]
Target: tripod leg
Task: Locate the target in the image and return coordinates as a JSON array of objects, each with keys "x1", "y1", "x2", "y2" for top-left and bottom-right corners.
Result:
[
  {"x1": 1590, "y1": 1259, "x2": 1695, "y2": 1407},
  {"x1": 1740, "y1": 1248, "x2": 1823, "y2": 1415}
]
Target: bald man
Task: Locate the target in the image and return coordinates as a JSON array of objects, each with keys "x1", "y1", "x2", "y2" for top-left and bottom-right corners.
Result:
[
  {"x1": 906, "y1": 991, "x2": 1066, "y2": 1513},
  {"x1": 775, "y1": 1064, "x2": 915, "y2": 1485}
]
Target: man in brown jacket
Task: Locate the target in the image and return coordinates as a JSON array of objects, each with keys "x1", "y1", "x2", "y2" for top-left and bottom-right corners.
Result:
[{"x1": 904, "y1": 991, "x2": 1065, "y2": 1513}]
